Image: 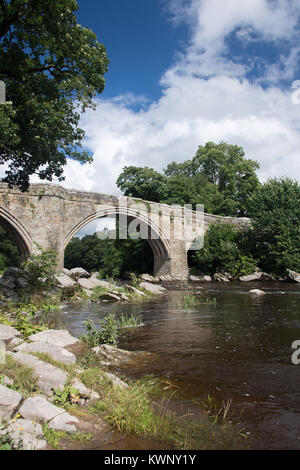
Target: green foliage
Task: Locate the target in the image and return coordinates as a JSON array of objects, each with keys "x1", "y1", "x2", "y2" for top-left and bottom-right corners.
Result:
[
  {"x1": 65, "y1": 234, "x2": 153, "y2": 278},
  {"x1": 53, "y1": 386, "x2": 80, "y2": 408},
  {"x1": 0, "y1": 433, "x2": 15, "y2": 450},
  {"x1": 80, "y1": 315, "x2": 119, "y2": 347},
  {"x1": 191, "y1": 223, "x2": 257, "y2": 277},
  {"x1": 247, "y1": 177, "x2": 300, "y2": 275},
  {"x1": 0, "y1": 225, "x2": 20, "y2": 270},
  {"x1": 181, "y1": 294, "x2": 216, "y2": 309},
  {"x1": 14, "y1": 304, "x2": 46, "y2": 337},
  {"x1": 116, "y1": 313, "x2": 142, "y2": 328},
  {"x1": 0, "y1": 0, "x2": 109, "y2": 190},
  {"x1": 0, "y1": 356, "x2": 39, "y2": 397},
  {"x1": 117, "y1": 142, "x2": 260, "y2": 216},
  {"x1": 116, "y1": 166, "x2": 165, "y2": 202},
  {"x1": 22, "y1": 245, "x2": 57, "y2": 292}
]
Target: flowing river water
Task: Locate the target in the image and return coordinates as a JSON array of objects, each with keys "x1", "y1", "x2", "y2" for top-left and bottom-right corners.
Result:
[{"x1": 54, "y1": 282, "x2": 300, "y2": 450}]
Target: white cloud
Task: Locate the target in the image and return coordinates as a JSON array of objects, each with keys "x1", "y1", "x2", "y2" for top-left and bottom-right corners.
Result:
[{"x1": 58, "y1": 0, "x2": 300, "y2": 195}]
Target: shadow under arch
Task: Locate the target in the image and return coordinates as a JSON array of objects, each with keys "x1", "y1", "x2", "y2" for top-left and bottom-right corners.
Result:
[
  {"x1": 64, "y1": 207, "x2": 171, "y2": 275},
  {"x1": 0, "y1": 207, "x2": 32, "y2": 262}
]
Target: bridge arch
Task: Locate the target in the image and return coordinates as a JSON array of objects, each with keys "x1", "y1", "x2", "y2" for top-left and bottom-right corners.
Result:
[
  {"x1": 64, "y1": 207, "x2": 171, "y2": 276},
  {"x1": 0, "y1": 207, "x2": 32, "y2": 262}
]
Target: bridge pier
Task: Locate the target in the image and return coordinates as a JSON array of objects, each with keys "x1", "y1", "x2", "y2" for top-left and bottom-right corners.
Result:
[{"x1": 154, "y1": 240, "x2": 189, "y2": 279}]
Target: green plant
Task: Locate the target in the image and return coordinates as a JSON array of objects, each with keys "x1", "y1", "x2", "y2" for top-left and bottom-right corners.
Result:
[
  {"x1": 52, "y1": 385, "x2": 80, "y2": 408},
  {"x1": 0, "y1": 433, "x2": 16, "y2": 450},
  {"x1": 116, "y1": 313, "x2": 142, "y2": 328},
  {"x1": 14, "y1": 304, "x2": 46, "y2": 337},
  {"x1": 181, "y1": 294, "x2": 216, "y2": 309},
  {"x1": 22, "y1": 245, "x2": 57, "y2": 293},
  {"x1": 80, "y1": 314, "x2": 119, "y2": 347}
]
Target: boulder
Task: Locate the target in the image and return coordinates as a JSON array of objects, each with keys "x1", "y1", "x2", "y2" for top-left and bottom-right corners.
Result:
[
  {"x1": 123, "y1": 285, "x2": 146, "y2": 296},
  {"x1": 92, "y1": 344, "x2": 152, "y2": 365},
  {"x1": 99, "y1": 292, "x2": 121, "y2": 302},
  {"x1": 140, "y1": 274, "x2": 157, "y2": 283},
  {"x1": 69, "y1": 267, "x2": 91, "y2": 281},
  {"x1": 103, "y1": 372, "x2": 128, "y2": 389},
  {"x1": 0, "y1": 384, "x2": 23, "y2": 421},
  {"x1": 239, "y1": 272, "x2": 275, "y2": 282},
  {"x1": 77, "y1": 277, "x2": 105, "y2": 290},
  {"x1": 48, "y1": 412, "x2": 79, "y2": 433},
  {"x1": 55, "y1": 273, "x2": 76, "y2": 288},
  {"x1": 19, "y1": 395, "x2": 68, "y2": 422},
  {"x1": 28, "y1": 329, "x2": 79, "y2": 348},
  {"x1": 286, "y1": 269, "x2": 300, "y2": 283},
  {"x1": 1, "y1": 419, "x2": 47, "y2": 450},
  {"x1": 15, "y1": 341, "x2": 76, "y2": 365},
  {"x1": 249, "y1": 289, "x2": 266, "y2": 296},
  {"x1": 0, "y1": 323, "x2": 21, "y2": 342},
  {"x1": 139, "y1": 282, "x2": 166, "y2": 294},
  {"x1": 189, "y1": 275, "x2": 201, "y2": 282},
  {"x1": 158, "y1": 275, "x2": 173, "y2": 282},
  {"x1": 11, "y1": 352, "x2": 68, "y2": 395},
  {"x1": 213, "y1": 273, "x2": 230, "y2": 282},
  {"x1": 202, "y1": 275, "x2": 212, "y2": 282},
  {"x1": 70, "y1": 378, "x2": 99, "y2": 400}
]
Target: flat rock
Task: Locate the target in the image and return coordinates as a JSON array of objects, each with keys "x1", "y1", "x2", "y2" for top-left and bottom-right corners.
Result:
[
  {"x1": 0, "y1": 384, "x2": 23, "y2": 421},
  {"x1": 189, "y1": 275, "x2": 201, "y2": 281},
  {"x1": 99, "y1": 292, "x2": 121, "y2": 302},
  {"x1": 15, "y1": 341, "x2": 76, "y2": 365},
  {"x1": 11, "y1": 352, "x2": 68, "y2": 395},
  {"x1": 124, "y1": 285, "x2": 146, "y2": 296},
  {"x1": 1, "y1": 419, "x2": 47, "y2": 450},
  {"x1": 139, "y1": 282, "x2": 166, "y2": 294},
  {"x1": 286, "y1": 269, "x2": 300, "y2": 283},
  {"x1": 240, "y1": 272, "x2": 274, "y2": 282},
  {"x1": 48, "y1": 412, "x2": 79, "y2": 433},
  {"x1": 213, "y1": 273, "x2": 230, "y2": 282},
  {"x1": 140, "y1": 274, "x2": 157, "y2": 283},
  {"x1": 92, "y1": 344, "x2": 152, "y2": 365},
  {"x1": 103, "y1": 372, "x2": 128, "y2": 389},
  {"x1": 69, "y1": 267, "x2": 91, "y2": 280},
  {"x1": 249, "y1": 289, "x2": 266, "y2": 296},
  {"x1": 9, "y1": 337, "x2": 24, "y2": 347},
  {"x1": 28, "y1": 329, "x2": 79, "y2": 348},
  {"x1": 19, "y1": 395, "x2": 67, "y2": 422},
  {"x1": 0, "y1": 324, "x2": 21, "y2": 341},
  {"x1": 55, "y1": 273, "x2": 76, "y2": 288},
  {"x1": 77, "y1": 277, "x2": 104, "y2": 290},
  {"x1": 70, "y1": 378, "x2": 99, "y2": 400},
  {"x1": 202, "y1": 275, "x2": 212, "y2": 282}
]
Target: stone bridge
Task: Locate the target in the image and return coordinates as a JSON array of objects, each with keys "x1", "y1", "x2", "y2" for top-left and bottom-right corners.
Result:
[{"x1": 0, "y1": 183, "x2": 250, "y2": 279}]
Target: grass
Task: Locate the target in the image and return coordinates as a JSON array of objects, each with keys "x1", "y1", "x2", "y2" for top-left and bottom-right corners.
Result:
[
  {"x1": 81, "y1": 367, "x2": 247, "y2": 450},
  {"x1": 181, "y1": 294, "x2": 216, "y2": 309},
  {"x1": 116, "y1": 313, "x2": 142, "y2": 328},
  {"x1": 0, "y1": 355, "x2": 40, "y2": 398},
  {"x1": 42, "y1": 423, "x2": 92, "y2": 450}
]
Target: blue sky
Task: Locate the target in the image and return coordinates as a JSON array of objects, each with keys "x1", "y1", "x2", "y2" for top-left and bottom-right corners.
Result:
[
  {"x1": 55, "y1": 0, "x2": 300, "y2": 196},
  {"x1": 77, "y1": 0, "x2": 189, "y2": 103}
]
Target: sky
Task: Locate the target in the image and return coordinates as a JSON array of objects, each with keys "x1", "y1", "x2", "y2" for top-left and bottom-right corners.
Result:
[{"x1": 46, "y1": 1, "x2": 300, "y2": 195}]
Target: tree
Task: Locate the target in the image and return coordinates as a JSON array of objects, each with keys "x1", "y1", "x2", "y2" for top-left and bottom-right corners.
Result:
[
  {"x1": 190, "y1": 222, "x2": 257, "y2": 277},
  {"x1": 190, "y1": 142, "x2": 260, "y2": 216},
  {"x1": 0, "y1": 225, "x2": 20, "y2": 269},
  {"x1": 247, "y1": 177, "x2": 300, "y2": 275},
  {"x1": 0, "y1": 0, "x2": 109, "y2": 190},
  {"x1": 116, "y1": 166, "x2": 166, "y2": 202}
]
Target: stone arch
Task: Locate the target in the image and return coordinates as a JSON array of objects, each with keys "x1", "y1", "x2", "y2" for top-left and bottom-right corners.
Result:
[
  {"x1": 0, "y1": 207, "x2": 32, "y2": 262},
  {"x1": 64, "y1": 207, "x2": 171, "y2": 276}
]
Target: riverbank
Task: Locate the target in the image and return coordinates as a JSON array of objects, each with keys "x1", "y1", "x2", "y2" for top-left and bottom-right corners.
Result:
[{"x1": 0, "y1": 307, "x2": 246, "y2": 450}]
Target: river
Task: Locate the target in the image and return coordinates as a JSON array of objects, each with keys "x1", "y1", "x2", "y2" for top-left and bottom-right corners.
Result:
[{"x1": 55, "y1": 282, "x2": 300, "y2": 450}]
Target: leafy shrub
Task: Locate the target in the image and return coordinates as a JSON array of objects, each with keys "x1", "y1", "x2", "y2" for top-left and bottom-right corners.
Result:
[
  {"x1": 80, "y1": 315, "x2": 119, "y2": 347},
  {"x1": 22, "y1": 245, "x2": 57, "y2": 293}
]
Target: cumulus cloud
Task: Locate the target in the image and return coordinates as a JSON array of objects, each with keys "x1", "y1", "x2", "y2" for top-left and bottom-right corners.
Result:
[{"x1": 59, "y1": 0, "x2": 300, "y2": 195}]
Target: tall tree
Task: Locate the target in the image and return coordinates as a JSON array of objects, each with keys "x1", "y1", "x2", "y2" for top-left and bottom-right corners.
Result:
[
  {"x1": 116, "y1": 166, "x2": 165, "y2": 202},
  {"x1": 247, "y1": 177, "x2": 300, "y2": 275},
  {"x1": 0, "y1": 0, "x2": 109, "y2": 190}
]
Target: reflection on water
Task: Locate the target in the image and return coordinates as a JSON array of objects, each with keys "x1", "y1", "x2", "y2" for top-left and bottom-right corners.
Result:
[{"x1": 56, "y1": 282, "x2": 300, "y2": 450}]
